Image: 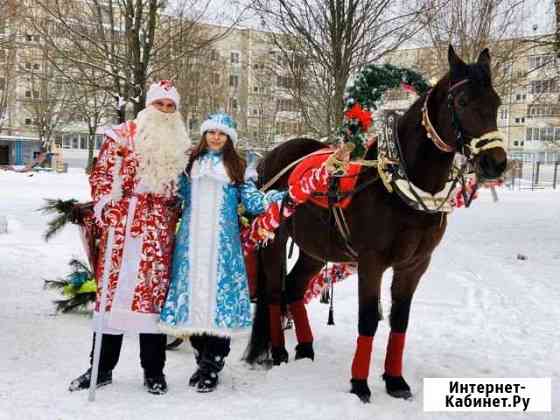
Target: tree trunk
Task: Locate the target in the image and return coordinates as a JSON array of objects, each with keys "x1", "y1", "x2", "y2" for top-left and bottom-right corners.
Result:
[
  {"x1": 87, "y1": 132, "x2": 95, "y2": 173},
  {"x1": 556, "y1": 0, "x2": 560, "y2": 57}
]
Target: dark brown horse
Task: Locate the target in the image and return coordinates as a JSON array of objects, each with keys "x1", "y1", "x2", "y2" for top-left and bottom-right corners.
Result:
[{"x1": 244, "y1": 46, "x2": 507, "y2": 403}]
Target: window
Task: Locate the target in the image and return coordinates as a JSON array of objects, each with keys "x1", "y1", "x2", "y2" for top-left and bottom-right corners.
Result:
[
  {"x1": 209, "y1": 49, "x2": 219, "y2": 62},
  {"x1": 277, "y1": 99, "x2": 297, "y2": 112},
  {"x1": 529, "y1": 79, "x2": 558, "y2": 94},
  {"x1": 229, "y1": 98, "x2": 238, "y2": 111},
  {"x1": 25, "y1": 63, "x2": 31, "y2": 70},
  {"x1": 499, "y1": 108, "x2": 508, "y2": 120},
  {"x1": 526, "y1": 127, "x2": 560, "y2": 142},
  {"x1": 211, "y1": 73, "x2": 220, "y2": 85},
  {"x1": 514, "y1": 117, "x2": 525, "y2": 124},
  {"x1": 276, "y1": 75, "x2": 294, "y2": 89},
  {"x1": 229, "y1": 75, "x2": 239, "y2": 88},
  {"x1": 71, "y1": 136, "x2": 79, "y2": 149},
  {"x1": 515, "y1": 93, "x2": 527, "y2": 101},
  {"x1": 527, "y1": 104, "x2": 559, "y2": 118},
  {"x1": 95, "y1": 135, "x2": 103, "y2": 150},
  {"x1": 513, "y1": 141, "x2": 519, "y2": 146},
  {"x1": 62, "y1": 136, "x2": 71, "y2": 149},
  {"x1": 528, "y1": 54, "x2": 555, "y2": 71},
  {"x1": 80, "y1": 135, "x2": 88, "y2": 150},
  {"x1": 33, "y1": 63, "x2": 40, "y2": 70},
  {"x1": 25, "y1": 118, "x2": 32, "y2": 125},
  {"x1": 25, "y1": 90, "x2": 31, "y2": 98},
  {"x1": 230, "y1": 51, "x2": 240, "y2": 65}
]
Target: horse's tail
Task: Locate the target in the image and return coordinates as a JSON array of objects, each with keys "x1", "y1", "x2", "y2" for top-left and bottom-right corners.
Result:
[{"x1": 243, "y1": 250, "x2": 271, "y2": 364}]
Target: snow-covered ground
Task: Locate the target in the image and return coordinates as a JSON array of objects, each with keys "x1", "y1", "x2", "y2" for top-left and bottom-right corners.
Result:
[{"x1": 0, "y1": 169, "x2": 558, "y2": 420}]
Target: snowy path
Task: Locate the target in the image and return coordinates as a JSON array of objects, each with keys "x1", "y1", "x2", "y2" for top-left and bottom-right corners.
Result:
[{"x1": 0, "y1": 170, "x2": 558, "y2": 419}]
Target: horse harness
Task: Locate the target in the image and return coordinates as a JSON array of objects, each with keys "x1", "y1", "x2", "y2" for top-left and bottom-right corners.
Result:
[{"x1": 261, "y1": 78, "x2": 507, "y2": 259}]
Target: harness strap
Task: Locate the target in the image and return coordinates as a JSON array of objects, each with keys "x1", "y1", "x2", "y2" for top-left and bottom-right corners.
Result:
[
  {"x1": 332, "y1": 207, "x2": 358, "y2": 259},
  {"x1": 260, "y1": 149, "x2": 328, "y2": 192}
]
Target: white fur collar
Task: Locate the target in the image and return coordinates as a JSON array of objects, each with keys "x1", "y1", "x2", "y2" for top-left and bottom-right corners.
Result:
[{"x1": 190, "y1": 152, "x2": 231, "y2": 184}]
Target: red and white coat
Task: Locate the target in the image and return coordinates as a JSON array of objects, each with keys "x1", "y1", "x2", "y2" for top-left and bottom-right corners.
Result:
[{"x1": 90, "y1": 121, "x2": 178, "y2": 334}]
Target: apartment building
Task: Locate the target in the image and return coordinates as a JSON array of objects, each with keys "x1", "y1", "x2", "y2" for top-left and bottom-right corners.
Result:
[{"x1": 0, "y1": 6, "x2": 305, "y2": 167}]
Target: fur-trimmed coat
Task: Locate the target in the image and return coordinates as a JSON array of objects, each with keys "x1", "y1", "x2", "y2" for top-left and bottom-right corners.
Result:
[
  {"x1": 159, "y1": 150, "x2": 284, "y2": 337},
  {"x1": 90, "y1": 121, "x2": 178, "y2": 334}
]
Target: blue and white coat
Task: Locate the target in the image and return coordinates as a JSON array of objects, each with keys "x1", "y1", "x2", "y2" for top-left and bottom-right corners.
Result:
[{"x1": 159, "y1": 151, "x2": 284, "y2": 337}]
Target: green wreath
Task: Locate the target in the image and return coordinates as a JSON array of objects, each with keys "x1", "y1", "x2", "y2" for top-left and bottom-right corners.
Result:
[{"x1": 340, "y1": 64, "x2": 431, "y2": 159}]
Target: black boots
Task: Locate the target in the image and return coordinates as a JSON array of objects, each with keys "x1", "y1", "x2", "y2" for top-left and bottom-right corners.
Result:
[
  {"x1": 68, "y1": 368, "x2": 113, "y2": 392},
  {"x1": 189, "y1": 334, "x2": 231, "y2": 392},
  {"x1": 144, "y1": 373, "x2": 168, "y2": 395}
]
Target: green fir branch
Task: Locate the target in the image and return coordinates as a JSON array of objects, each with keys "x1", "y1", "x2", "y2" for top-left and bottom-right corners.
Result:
[{"x1": 37, "y1": 198, "x2": 78, "y2": 242}]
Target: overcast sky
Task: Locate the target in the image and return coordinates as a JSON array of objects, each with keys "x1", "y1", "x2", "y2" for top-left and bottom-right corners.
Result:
[{"x1": 169, "y1": 0, "x2": 556, "y2": 40}]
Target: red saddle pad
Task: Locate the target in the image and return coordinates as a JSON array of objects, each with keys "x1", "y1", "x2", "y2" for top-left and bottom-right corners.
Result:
[{"x1": 288, "y1": 149, "x2": 362, "y2": 209}]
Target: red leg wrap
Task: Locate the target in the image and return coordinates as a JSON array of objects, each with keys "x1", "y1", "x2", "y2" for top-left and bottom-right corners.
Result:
[
  {"x1": 351, "y1": 335, "x2": 373, "y2": 380},
  {"x1": 288, "y1": 300, "x2": 313, "y2": 344},
  {"x1": 384, "y1": 332, "x2": 406, "y2": 376},
  {"x1": 269, "y1": 304, "x2": 285, "y2": 348}
]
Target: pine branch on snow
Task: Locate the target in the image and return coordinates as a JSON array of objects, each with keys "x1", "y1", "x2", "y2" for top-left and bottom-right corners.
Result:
[{"x1": 38, "y1": 198, "x2": 78, "y2": 241}]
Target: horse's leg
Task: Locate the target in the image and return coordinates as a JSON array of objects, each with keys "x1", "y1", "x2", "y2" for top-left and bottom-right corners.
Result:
[
  {"x1": 350, "y1": 255, "x2": 385, "y2": 403},
  {"x1": 243, "y1": 232, "x2": 289, "y2": 366},
  {"x1": 284, "y1": 250, "x2": 324, "y2": 361},
  {"x1": 383, "y1": 257, "x2": 430, "y2": 399},
  {"x1": 261, "y1": 234, "x2": 290, "y2": 365}
]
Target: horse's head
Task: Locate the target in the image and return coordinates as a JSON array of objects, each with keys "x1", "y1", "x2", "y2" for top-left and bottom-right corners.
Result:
[{"x1": 437, "y1": 45, "x2": 507, "y2": 181}]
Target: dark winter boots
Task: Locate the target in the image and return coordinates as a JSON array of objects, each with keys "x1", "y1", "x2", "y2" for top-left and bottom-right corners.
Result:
[
  {"x1": 189, "y1": 334, "x2": 231, "y2": 392},
  {"x1": 68, "y1": 368, "x2": 112, "y2": 392},
  {"x1": 144, "y1": 373, "x2": 168, "y2": 395}
]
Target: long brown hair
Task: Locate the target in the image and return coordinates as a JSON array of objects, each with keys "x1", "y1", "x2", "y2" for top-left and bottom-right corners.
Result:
[{"x1": 186, "y1": 134, "x2": 246, "y2": 184}]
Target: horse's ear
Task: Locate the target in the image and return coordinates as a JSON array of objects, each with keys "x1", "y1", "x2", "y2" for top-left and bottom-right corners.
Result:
[
  {"x1": 477, "y1": 48, "x2": 491, "y2": 67},
  {"x1": 448, "y1": 44, "x2": 467, "y2": 80}
]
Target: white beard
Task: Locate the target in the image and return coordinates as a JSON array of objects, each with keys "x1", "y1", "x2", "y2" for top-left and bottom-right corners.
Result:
[{"x1": 134, "y1": 106, "x2": 191, "y2": 195}]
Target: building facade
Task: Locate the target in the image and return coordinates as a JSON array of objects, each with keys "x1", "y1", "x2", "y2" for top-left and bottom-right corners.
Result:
[{"x1": 1, "y1": 7, "x2": 306, "y2": 167}]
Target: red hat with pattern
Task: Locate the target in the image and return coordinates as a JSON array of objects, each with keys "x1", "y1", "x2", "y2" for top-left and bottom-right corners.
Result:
[{"x1": 146, "y1": 80, "x2": 180, "y2": 109}]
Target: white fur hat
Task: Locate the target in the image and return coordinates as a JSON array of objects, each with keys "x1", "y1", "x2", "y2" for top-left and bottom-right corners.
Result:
[
  {"x1": 200, "y1": 112, "x2": 238, "y2": 144},
  {"x1": 146, "y1": 80, "x2": 180, "y2": 109}
]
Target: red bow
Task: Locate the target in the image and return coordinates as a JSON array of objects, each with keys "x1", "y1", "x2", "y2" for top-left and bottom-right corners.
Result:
[
  {"x1": 401, "y1": 82, "x2": 416, "y2": 94},
  {"x1": 344, "y1": 103, "x2": 372, "y2": 131},
  {"x1": 159, "y1": 80, "x2": 174, "y2": 91}
]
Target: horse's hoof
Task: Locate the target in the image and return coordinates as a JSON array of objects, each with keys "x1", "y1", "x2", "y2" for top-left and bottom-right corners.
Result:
[
  {"x1": 350, "y1": 379, "x2": 371, "y2": 403},
  {"x1": 294, "y1": 342, "x2": 314, "y2": 361},
  {"x1": 382, "y1": 373, "x2": 412, "y2": 399},
  {"x1": 271, "y1": 346, "x2": 289, "y2": 365}
]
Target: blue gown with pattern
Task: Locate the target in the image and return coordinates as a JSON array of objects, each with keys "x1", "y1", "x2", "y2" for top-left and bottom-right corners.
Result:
[{"x1": 159, "y1": 151, "x2": 284, "y2": 337}]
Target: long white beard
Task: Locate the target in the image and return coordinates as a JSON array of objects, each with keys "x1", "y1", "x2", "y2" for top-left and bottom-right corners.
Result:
[{"x1": 134, "y1": 107, "x2": 191, "y2": 195}]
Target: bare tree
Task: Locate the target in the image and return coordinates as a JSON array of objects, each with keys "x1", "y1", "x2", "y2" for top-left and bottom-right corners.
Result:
[
  {"x1": 68, "y1": 78, "x2": 113, "y2": 170},
  {"x1": 27, "y1": 0, "x2": 244, "y2": 122},
  {"x1": 417, "y1": 0, "x2": 529, "y2": 87},
  {"x1": 20, "y1": 47, "x2": 72, "y2": 151},
  {"x1": 159, "y1": 44, "x2": 230, "y2": 136},
  {"x1": 251, "y1": 0, "x2": 430, "y2": 140}
]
